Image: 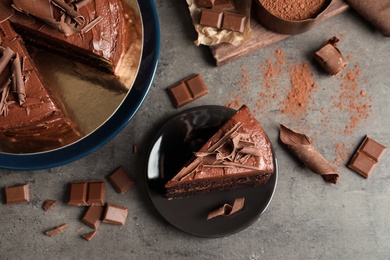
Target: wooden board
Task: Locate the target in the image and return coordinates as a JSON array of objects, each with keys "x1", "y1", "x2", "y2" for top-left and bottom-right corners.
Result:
[{"x1": 209, "y1": 0, "x2": 349, "y2": 66}]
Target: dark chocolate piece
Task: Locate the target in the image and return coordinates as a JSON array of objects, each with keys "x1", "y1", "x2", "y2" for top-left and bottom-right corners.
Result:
[
  {"x1": 348, "y1": 136, "x2": 386, "y2": 178},
  {"x1": 82, "y1": 205, "x2": 104, "y2": 229},
  {"x1": 279, "y1": 124, "x2": 339, "y2": 184},
  {"x1": 68, "y1": 182, "x2": 88, "y2": 206},
  {"x1": 81, "y1": 230, "x2": 97, "y2": 241},
  {"x1": 207, "y1": 198, "x2": 245, "y2": 220},
  {"x1": 42, "y1": 199, "x2": 57, "y2": 211},
  {"x1": 102, "y1": 203, "x2": 128, "y2": 225},
  {"x1": 167, "y1": 74, "x2": 209, "y2": 108},
  {"x1": 45, "y1": 224, "x2": 69, "y2": 237},
  {"x1": 221, "y1": 12, "x2": 245, "y2": 33},
  {"x1": 314, "y1": 36, "x2": 347, "y2": 76},
  {"x1": 107, "y1": 166, "x2": 135, "y2": 194},
  {"x1": 200, "y1": 8, "x2": 223, "y2": 29},
  {"x1": 87, "y1": 181, "x2": 105, "y2": 206},
  {"x1": 5, "y1": 184, "x2": 30, "y2": 204}
]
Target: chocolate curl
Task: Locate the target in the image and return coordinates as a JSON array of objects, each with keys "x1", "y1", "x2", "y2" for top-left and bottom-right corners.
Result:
[
  {"x1": 0, "y1": 47, "x2": 15, "y2": 75},
  {"x1": 0, "y1": 79, "x2": 11, "y2": 116},
  {"x1": 11, "y1": 54, "x2": 26, "y2": 105},
  {"x1": 0, "y1": 2, "x2": 15, "y2": 23},
  {"x1": 279, "y1": 124, "x2": 339, "y2": 184},
  {"x1": 314, "y1": 36, "x2": 347, "y2": 76},
  {"x1": 345, "y1": 0, "x2": 390, "y2": 37},
  {"x1": 207, "y1": 198, "x2": 245, "y2": 220},
  {"x1": 75, "y1": 0, "x2": 93, "y2": 10},
  {"x1": 51, "y1": 0, "x2": 85, "y2": 26}
]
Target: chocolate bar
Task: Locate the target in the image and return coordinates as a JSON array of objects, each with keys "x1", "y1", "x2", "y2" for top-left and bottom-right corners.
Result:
[
  {"x1": 221, "y1": 12, "x2": 246, "y2": 33},
  {"x1": 167, "y1": 74, "x2": 208, "y2": 108},
  {"x1": 42, "y1": 199, "x2": 57, "y2": 211},
  {"x1": 314, "y1": 36, "x2": 347, "y2": 76},
  {"x1": 102, "y1": 203, "x2": 128, "y2": 225},
  {"x1": 87, "y1": 181, "x2": 105, "y2": 206},
  {"x1": 5, "y1": 184, "x2": 30, "y2": 204},
  {"x1": 82, "y1": 205, "x2": 104, "y2": 229},
  {"x1": 348, "y1": 136, "x2": 386, "y2": 178},
  {"x1": 200, "y1": 8, "x2": 223, "y2": 28},
  {"x1": 68, "y1": 182, "x2": 88, "y2": 206},
  {"x1": 107, "y1": 166, "x2": 135, "y2": 194}
]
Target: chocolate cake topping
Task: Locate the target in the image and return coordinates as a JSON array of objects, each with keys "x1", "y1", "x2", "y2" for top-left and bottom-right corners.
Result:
[
  {"x1": 279, "y1": 124, "x2": 339, "y2": 184},
  {"x1": 207, "y1": 198, "x2": 245, "y2": 220}
]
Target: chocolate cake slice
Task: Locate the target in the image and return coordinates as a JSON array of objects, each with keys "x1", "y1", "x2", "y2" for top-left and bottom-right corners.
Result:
[
  {"x1": 0, "y1": 21, "x2": 81, "y2": 153},
  {"x1": 165, "y1": 105, "x2": 275, "y2": 199}
]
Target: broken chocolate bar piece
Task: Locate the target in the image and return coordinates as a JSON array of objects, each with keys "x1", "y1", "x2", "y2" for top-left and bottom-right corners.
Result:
[
  {"x1": 213, "y1": 0, "x2": 235, "y2": 10},
  {"x1": 348, "y1": 136, "x2": 386, "y2": 178},
  {"x1": 102, "y1": 203, "x2": 128, "y2": 225},
  {"x1": 221, "y1": 12, "x2": 246, "y2": 33},
  {"x1": 314, "y1": 36, "x2": 347, "y2": 76},
  {"x1": 107, "y1": 166, "x2": 135, "y2": 194},
  {"x1": 200, "y1": 8, "x2": 223, "y2": 28},
  {"x1": 68, "y1": 182, "x2": 88, "y2": 206},
  {"x1": 82, "y1": 205, "x2": 104, "y2": 229},
  {"x1": 207, "y1": 198, "x2": 245, "y2": 220},
  {"x1": 42, "y1": 199, "x2": 57, "y2": 211},
  {"x1": 81, "y1": 230, "x2": 97, "y2": 241},
  {"x1": 167, "y1": 74, "x2": 209, "y2": 108},
  {"x1": 5, "y1": 184, "x2": 30, "y2": 205},
  {"x1": 279, "y1": 124, "x2": 339, "y2": 184},
  {"x1": 198, "y1": 0, "x2": 214, "y2": 8},
  {"x1": 45, "y1": 224, "x2": 69, "y2": 237},
  {"x1": 87, "y1": 181, "x2": 105, "y2": 206}
]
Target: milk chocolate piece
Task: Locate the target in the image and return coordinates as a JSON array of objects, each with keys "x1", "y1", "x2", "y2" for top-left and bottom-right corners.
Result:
[
  {"x1": 102, "y1": 203, "x2": 128, "y2": 225},
  {"x1": 5, "y1": 184, "x2": 30, "y2": 204},
  {"x1": 82, "y1": 206, "x2": 104, "y2": 229},
  {"x1": 45, "y1": 224, "x2": 69, "y2": 237},
  {"x1": 213, "y1": 0, "x2": 235, "y2": 10},
  {"x1": 68, "y1": 182, "x2": 88, "y2": 206},
  {"x1": 207, "y1": 198, "x2": 245, "y2": 220},
  {"x1": 200, "y1": 8, "x2": 223, "y2": 29},
  {"x1": 348, "y1": 136, "x2": 386, "y2": 178},
  {"x1": 198, "y1": 0, "x2": 214, "y2": 8},
  {"x1": 314, "y1": 37, "x2": 347, "y2": 76},
  {"x1": 167, "y1": 74, "x2": 209, "y2": 108},
  {"x1": 87, "y1": 181, "x2": 105, "y2": 206},
  {"x1": 279, "y1": 124, "x2": 339, "y2": 184},
  {"x1": 81, "y1": 230, "x2": 97, "y2": 241},
  {"x1": 42, "y1": 199, "x2": 57, "y2": 211},
  {"x1": 221, "y1": 12, "x2": 245, "y2": 33},
  {"x1": 108, "y1": 166, "x2": 135, "y2": 194}
]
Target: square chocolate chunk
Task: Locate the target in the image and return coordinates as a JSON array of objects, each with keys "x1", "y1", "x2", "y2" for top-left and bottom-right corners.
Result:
[
  {"x1": 103, "y1": 203, "x2": 128, "y2": 225},
  {"x1": 107, "y1": 166, "x2": 135, "y2": 194},
  {"x1": 68, "y1": 182, "x2": 88, "y2": 206},
  {"x1": 82, "y1": 205, "x2": 104, "y2": 229},
  {"x1": 5, "y1": 184, "x2": 30, "y2": 204},
  {"x1": 359, "y1": 136, "x2": 386, "y2": 162},
  {"x1": 200, "y1": 8, "x2": 223, "y2": 29},
  {"x1": 185, "y1": 74, "x2": 209, "y2": 99},
  {"x1": 168, "y1": 81, "x2": 193, "y2": 108},
  {"x1": 221, "y1": 12, "x2": 245, "y2": 33},
  {"x1": 87, "y1": 181, "x2": 106, "y2": 206},
  {"x1": 348, "y1": 152, "x2": 377, "y2": 178}
]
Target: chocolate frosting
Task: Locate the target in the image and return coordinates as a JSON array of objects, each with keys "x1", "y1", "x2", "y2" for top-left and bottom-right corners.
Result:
[{"x1": 279, "y1": 124, "x2": 339, "y2": 184}]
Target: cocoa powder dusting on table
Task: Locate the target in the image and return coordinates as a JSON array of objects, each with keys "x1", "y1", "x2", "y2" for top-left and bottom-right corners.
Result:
[{"x1": 260, "y1": 0, "x2": 329, "y2": 21}]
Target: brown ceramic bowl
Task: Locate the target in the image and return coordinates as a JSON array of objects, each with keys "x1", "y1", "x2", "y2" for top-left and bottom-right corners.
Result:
[{"x1": 254, "y1": 0, "x2": 332, "y2": 35}]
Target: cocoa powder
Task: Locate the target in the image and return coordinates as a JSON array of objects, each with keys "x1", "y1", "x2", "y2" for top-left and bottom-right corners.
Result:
[{"x1": 260, "y1": 0, "x2": 329, "y2": 21}]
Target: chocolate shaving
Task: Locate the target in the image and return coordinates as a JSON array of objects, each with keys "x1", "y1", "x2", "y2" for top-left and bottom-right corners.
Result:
[
  {"x1": 207, "y1": 198, "x2": 245, "y2": 220},
  {"x1": 75, "y1": 0, "x2": 93, "y2": 10},
  {"x1": 0, "y1": 79, "x2": 11, "y2": 116},
  {"x1": 208, "y1": 122, "x2": 242, "y2": 152},
  {"x1": 0, "y1": 47, "x2": 15, "y2": 74},
  {"x1": 0, "y1": 2, "x2": 15, "y2": 23},
  {"x1": 279, "y1": 124, "x2": 339, "y2": 184},
  {"x1": 51, "y1": 0, "x2": 85, "y2": 26},
  {"x1": 45, "y1": 224, "x2": 69, "y2": 237},
  {"x1": 11, "y1": 54, "x2": 26, "y2": 105},
  {"x1": 81, "y1": 16, "x2": 102, "y2": 34},
  {"x1": 314, "y1": 36, "x2": 347, "y2": 76}
]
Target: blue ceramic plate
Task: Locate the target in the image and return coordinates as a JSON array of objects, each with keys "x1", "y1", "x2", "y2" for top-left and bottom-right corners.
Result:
[
  {"x1": 0, "y1": 0, "x2": 160, "y2": 170},
  {"x1": 146, "y1": 106, "x2": 278, "y2": 237}
]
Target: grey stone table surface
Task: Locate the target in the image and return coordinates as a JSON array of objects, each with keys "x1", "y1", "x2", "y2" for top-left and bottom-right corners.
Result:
[{"x1": 1, "y1": 1, "x2": 389, "y2": 259}]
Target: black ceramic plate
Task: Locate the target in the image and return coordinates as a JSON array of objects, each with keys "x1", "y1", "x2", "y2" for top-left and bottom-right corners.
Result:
[{"x1": 146, "y1": 106, "x2": 278, "y2": 237}]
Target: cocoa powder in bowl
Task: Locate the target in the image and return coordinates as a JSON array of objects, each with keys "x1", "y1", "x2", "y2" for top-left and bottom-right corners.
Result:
[{"x1": 260, "y1": 0, "x2": 330, "y2": 21}]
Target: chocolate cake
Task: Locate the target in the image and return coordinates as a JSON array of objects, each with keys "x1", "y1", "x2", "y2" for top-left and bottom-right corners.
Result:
[
  {"x1": 165, "y1": 105, "x2": 275, "y2": 199},
  {"x1": 0, "y1": 0, "x2": 137, "y2": 153}
]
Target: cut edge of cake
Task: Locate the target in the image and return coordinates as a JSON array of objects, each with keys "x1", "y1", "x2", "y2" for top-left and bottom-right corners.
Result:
[{"x1": 165, "y1": 105, "x2": 275, "y2": 199}]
